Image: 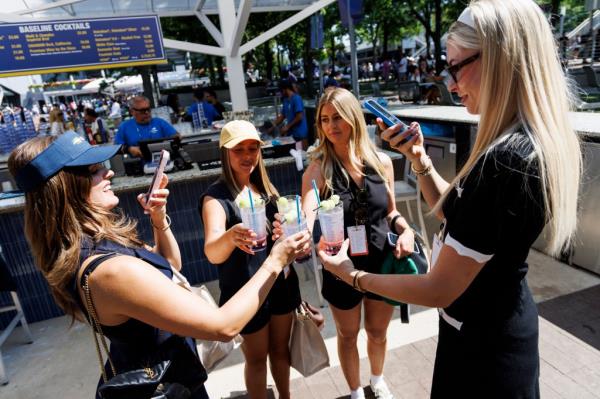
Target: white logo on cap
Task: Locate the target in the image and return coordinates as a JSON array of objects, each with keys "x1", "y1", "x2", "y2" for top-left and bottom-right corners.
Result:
[{"x1": 72, "y1": 136, "x2": 85, "y2": 145}]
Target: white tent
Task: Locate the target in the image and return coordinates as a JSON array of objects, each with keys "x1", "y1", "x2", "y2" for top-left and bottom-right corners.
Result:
[
  {"x1": 1, "y1": 0, "x2": 336, "y2": 111},
  {"x1": 81, "y1": 78, "x2": 116, "y2": 92},
  {"x1": 114, "y1": 75, "x2": 143, "y2": 92}
]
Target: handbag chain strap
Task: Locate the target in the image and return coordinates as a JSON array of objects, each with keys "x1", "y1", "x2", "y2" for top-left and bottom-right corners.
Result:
[{"x1": 82, "y1": 261, "x2": 118, "y2": 383}]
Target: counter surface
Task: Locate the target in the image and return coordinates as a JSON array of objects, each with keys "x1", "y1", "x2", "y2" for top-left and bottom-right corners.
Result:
[
  {"x1": 364, "y1": 104, "x2": 600, "y2": 138},
  {"x1": 0, "y1": 155, "x2": 297, "y2": 214}
]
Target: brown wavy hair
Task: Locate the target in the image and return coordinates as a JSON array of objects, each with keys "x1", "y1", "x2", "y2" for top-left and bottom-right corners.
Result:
[{"x1": 8, "y1": 136, "x2": 143, "y2": 321}]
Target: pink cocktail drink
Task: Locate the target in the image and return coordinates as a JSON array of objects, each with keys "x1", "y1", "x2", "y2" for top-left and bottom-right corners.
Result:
[
  {"x1": 318, "y1": 202, "x2": 344, "y2": 255},
  {"x1": 239, "y1": 203, "x2": 267, "y2": 252}
]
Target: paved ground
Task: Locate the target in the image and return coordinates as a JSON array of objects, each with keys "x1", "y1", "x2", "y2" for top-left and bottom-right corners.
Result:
[
  {"x1": 2, "y1": 197, "x2": 600, "y2": 399},
  {"x1": 1, "y1": 248, "x2": 599, "y2": 399}
]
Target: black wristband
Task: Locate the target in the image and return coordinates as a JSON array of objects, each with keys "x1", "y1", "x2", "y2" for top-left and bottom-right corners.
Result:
[{"x1": 390, "y1": 214, "x2": 402, "y2": 235}]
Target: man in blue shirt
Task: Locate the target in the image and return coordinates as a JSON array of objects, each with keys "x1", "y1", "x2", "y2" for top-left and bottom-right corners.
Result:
[
  {"x1": 186, "y1": 89, "x2": 220, "y2": 127},
  {"x1": 114, "y1": 96, "x2": 178, "y2": 158},
  {"x1": 270, "y1": 79, "x2": 308, "y2": 148}
]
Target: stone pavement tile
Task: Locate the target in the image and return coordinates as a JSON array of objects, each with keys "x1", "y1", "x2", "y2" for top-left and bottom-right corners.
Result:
[
  {"x1": 539, "y1": 335, "x2": 586, "y2": 374},
  {"x1": 326, "y1": 364, "x2": 351, "y2": 395},
  {"x1": 303, "y1": 368, "x2": 344, "y2": 399},
  {"x1": 540, "y1": 381, "x2": 565, "y2": 399},
  {"x1": 390, "y1": 343, "x2": 434, "y2": 382},
  {"x1": 540, "y1": 359, "x2": 599, "y2": 399},
  {"x1": 411, "y1": 337, "x2": 437, "y2": 364},
  {"x1": 384, "y1": 354, "x2": 418, "y2": 388},
  {"x1": 394, "y1": 380, "x2": 430, "y2": 399},
  {"x1": 567, "y1": 362, "x2": 600, "y2": 397},
  {"x1": 289, "y1": 377, "x2": 313, "y2": 398},
  {"x1": 540, "y1": 318, "x2": 600, "y2": 366}
]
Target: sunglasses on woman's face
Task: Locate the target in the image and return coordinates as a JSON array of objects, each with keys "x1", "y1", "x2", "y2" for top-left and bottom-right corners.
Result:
[{"x1": 445, "y1": 53, "x2": 480, "y2": 85}]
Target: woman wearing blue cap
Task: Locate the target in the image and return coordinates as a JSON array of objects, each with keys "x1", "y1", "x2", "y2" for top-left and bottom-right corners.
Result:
[{"x1": 9, "y1": 132, "x2": 311, "y2": 398}]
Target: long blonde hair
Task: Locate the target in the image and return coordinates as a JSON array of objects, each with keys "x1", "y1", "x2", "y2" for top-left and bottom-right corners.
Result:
[
  {"x1": 434, "y1": 0, "x2": 581, "y2": 256},
  {"x1": 313, "y1": 88, "x2": 387, "y2": 196},
  {"x1": 8, "y1": 136, "x2": 143, "y2": 321}
]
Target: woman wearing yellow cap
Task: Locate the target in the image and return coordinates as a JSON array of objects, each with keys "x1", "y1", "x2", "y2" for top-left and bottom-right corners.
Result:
[{"x1": 200, "y1": 120, "x2": 305, "y2": 399}]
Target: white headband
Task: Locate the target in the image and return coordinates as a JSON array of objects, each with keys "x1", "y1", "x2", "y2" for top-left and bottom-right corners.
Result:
[{"x1": 457, "y1": 7, "x2": 476, "y2": 29}]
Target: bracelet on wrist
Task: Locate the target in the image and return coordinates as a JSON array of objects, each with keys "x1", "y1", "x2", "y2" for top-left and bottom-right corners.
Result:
[
  {"x1": 356, "y1": 270, "x2": 367, "y2": 293},
  {"x1": 411, "y1": 156, "x2": 433, "y2": 177},
  {"x1": 352, "y1": 270, "x2": 367, "y2": 293},
  {"x1": 150, "y1": 214, "x2": 171, "y2": 231}
]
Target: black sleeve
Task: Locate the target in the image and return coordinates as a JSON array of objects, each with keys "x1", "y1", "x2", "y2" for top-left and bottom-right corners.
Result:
[
  {"x1": 198, "y1": 181, "x2": 232, "y2": 227},
  {"x1": 446, "y1": 149, "x2": 542, "y2": 258}
]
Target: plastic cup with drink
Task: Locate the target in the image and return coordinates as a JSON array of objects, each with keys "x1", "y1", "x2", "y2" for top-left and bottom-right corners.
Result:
[
  {"x1": 277, "y1": 195, "x2": 310, "y2": 262},
  {"x1": 237, "y1": 189, "x2": 267, "y2": 252},
  {"x1": 318, "y1": 195, "x2": 344, "y2": 255}
]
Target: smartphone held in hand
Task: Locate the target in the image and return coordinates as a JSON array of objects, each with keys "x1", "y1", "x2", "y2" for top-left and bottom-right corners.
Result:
[
  {"x1": 363, "y1": 99, "x2": 411, "y2": 144},
  {"x1": 144, "y1": 149, "x2": 170, "y2": 208},
  {"x1": 387, "y1": 231, "x2": 399, "y2": 247}
]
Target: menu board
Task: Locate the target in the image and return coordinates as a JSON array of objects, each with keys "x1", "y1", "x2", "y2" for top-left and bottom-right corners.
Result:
[{"x1": 0, "y1": 15, "x2": 166, "y2": 77}]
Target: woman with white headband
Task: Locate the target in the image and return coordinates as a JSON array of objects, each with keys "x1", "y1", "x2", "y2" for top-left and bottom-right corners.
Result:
[{"x1": 318, "y1": 1, "x2": 581, "y2": 397}]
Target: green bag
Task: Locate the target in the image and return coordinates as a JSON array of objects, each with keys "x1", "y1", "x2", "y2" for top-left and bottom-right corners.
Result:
[{"x1": 380, "y1": 253, "x2": 418, "y2": 306}]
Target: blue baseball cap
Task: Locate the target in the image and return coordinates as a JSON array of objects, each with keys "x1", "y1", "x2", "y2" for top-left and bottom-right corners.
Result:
[{"x1": 15, "y1": 132, "x2": 121, "y2": 192}]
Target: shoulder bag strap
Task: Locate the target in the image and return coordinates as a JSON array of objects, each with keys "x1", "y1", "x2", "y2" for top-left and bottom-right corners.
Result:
[{"x1": 80, "y1": 252, "x2": 119, "y2": 382}]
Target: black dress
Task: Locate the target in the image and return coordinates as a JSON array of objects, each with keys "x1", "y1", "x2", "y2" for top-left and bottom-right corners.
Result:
[
  {"x1": 71, "y1": 238, "x2": 209, "y2": 399},
  {"x1": 199, "y1": 180, "x2": 301, "y2": 334},
  {"x1": 321, "y1": 162, "x2": 392, "y2": 310},
  {"x1": 432, "y1": 132, "x2": 545, "y2": 398}
]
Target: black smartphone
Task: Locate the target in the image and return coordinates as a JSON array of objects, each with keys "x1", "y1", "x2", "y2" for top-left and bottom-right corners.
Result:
[{"x1": 363, "y1": 99, "x2": 411, "y2": 144}]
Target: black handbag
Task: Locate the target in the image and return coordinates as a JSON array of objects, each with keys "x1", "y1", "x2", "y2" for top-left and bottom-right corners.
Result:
[{"x1": 81, "y1": 253, "x2": 196, "y2": 399}]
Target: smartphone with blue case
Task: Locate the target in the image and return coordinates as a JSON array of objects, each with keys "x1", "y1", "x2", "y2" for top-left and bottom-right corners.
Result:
[{"x1": 363, "y1": 99, "x2": 411, "y2": 144}]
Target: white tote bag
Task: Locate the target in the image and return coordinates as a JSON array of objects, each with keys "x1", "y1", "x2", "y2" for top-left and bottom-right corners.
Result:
[{"x1": 171, "y1": 268, "x2": 243, "y2": 373}]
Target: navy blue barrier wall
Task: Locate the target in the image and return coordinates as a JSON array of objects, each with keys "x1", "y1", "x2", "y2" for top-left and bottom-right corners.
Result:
[{"x1": 0, "y1": 160, "x2": 302, "y2": 327}]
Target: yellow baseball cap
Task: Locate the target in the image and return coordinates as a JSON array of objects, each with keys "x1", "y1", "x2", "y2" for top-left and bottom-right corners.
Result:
[{"x1": 219, "y1": 120, "x2": 263, "y2": 149}]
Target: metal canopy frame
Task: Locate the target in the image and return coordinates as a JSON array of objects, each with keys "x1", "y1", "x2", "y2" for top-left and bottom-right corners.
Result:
[{"x1": 1, "y1": 0, "x2": 335, "y2": 110}]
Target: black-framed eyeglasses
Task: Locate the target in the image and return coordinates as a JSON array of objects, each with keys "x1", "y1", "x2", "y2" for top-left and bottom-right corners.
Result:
[
  {"x1": 444, "y1": 53, "x2": 480, "y2": 85},
  {"x1": 132, "y1": 107, "x2": 151, "y2": 114}
]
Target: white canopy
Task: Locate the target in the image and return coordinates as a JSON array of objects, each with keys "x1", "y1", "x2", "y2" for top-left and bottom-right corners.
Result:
[{"x1": 1, "y1": 0, "x2": 336, "y2": 110}]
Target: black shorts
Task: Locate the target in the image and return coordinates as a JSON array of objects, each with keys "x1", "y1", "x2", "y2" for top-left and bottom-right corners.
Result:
[
  {"x1": 219, "y1": 265, "x2": 301, "y2": 335},
  {"x1": 321, "y1": 247, "x2": 386, "y2": 310}
]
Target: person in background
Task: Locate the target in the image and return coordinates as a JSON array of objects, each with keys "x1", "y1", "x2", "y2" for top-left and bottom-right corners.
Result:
[
  {"x1": 204, "y1": 89, "x2": 226, "y2": 118},
  {"x1": 9, "y1": 132, "x2": 310, "y2": 399},
  {"x1": 324, "y1": 72, "x2": 341, "y2": 89},
  {"x1": 268, "y1": 79, "x2": 309, "y2": 149},
  {"x1": 108, "y1": 98, "x2": 122, "y2": 128},
  {"x1": 319, "y1": 1, "x2": 582, "y2": 397},
  {"x1": 200, "y1": 120, "x2": 305, "y2": 399},
  {"x1": 166, "y1": 93, "x2": 182, "y2": 124},
  {"x1": 48, "y1": 107, "x2": 66, "y2": 136},
  {"x1": 186, "y1": 89, "x2": 220, "y2": 127},
  {"x1": 37, "y1": 117, "x2": 49, "y2": 136},
  {"x1": 84, "y1": 108, "x2": 108, "y2": 144},
  {"x1": 302, "y1": 87, "x2": 415, "y2": 399},
  {"x1": 114, "y1": 96, "x2": 178, "y2": 158}
]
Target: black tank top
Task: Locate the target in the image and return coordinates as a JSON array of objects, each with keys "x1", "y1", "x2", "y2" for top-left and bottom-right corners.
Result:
[
  {"x1": 70, "y1": 238, "x2": 207, "y2": 397},
  {"x1": 330, "y1": 161, "x2": 390, "y2": 270},
  {"x1": 199, "y1": 180, "x2": 277, "y2": 294}
]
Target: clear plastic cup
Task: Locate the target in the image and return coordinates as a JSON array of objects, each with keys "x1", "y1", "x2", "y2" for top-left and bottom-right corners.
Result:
[
  {"x1": 276, "y1": 195, "x2": 298, "y2": 215},
  {"x1": 281, "y1": 210, "x2": 310, "y2": 263},
  {"x1": 239, "y1": 203, "x2": 267, "y2": 252},
  {"x1": 318, "y1": 201, "x2": 344, "y2": 255}
]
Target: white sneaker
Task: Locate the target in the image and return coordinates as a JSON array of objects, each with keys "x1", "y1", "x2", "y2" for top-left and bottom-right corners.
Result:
[{"x1": 371, "y1": 380, "x2": 394, "y2": 399}]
